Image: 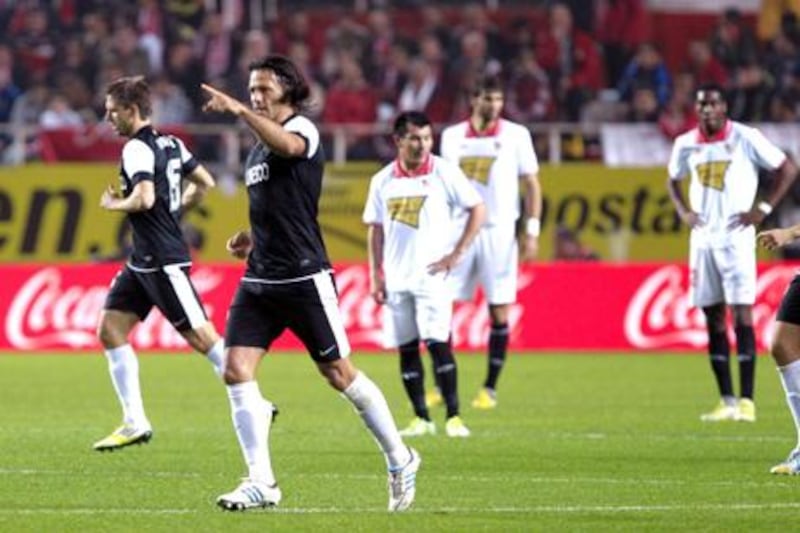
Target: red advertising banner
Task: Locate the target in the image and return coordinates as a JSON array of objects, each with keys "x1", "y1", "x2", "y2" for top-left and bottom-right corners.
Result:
[{"x1": 0, "y1": 262, "x2": 795, "y2": 353}]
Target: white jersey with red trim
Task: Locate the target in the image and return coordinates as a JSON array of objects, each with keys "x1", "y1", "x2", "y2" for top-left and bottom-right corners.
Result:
[
  {"x1": 668, "y1": 120, "x2": 786, "y2": 248},
  {"x1": 363, "y1": 154, "x2": 482, "y2": 292},
  {"x1": 439, "y1": 118, "x2": 538, "y2": 226}
]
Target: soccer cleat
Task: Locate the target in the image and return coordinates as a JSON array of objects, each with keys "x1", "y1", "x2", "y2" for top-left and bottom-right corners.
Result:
[
  {"x1": 425, "y1": 389, "x2": 443, "y2": 408},
  {"x1": 93, "y1": 424, "x2": 153, "y2": 452},
  {"x1": 398, "y1": 417, "x2": 436, "y2": 437},
  {"x1": 471, "y1": 387, "x2": 497, "y2": 410},
  {"x1": 699, "y1": 400, "x2": 738, "y2": 422},
  {"x1": 736, "y1": 398, "x2": 756, "y2": 422},
  {"x1": 445, "y1": 416, "x2": 471, "y2": 438},
  {"x1": 770, "y1": 448, "x2": 800, "y2": 475},
  {"x1": 217, "y1": 479, "x2": 282, "y2": 511},
  {"x1": 388, "y1": 447, "x2": 421, "y2": 512}
]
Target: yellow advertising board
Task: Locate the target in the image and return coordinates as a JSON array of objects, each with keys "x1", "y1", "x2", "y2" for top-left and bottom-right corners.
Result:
[{"x1": 0, "y1": 163, "x2": 777, "y2": 263}]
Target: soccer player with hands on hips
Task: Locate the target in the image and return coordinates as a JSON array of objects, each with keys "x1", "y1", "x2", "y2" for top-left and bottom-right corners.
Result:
[
  {"x1": 94, "y1": 76, "x2": 226, "y2": 452},
  {"x1": 757, "y1": 222, "x2": 800, "y2": 474},
  {"x1": 201, "y1": 55, "x2": 420, "y2": 512},
  {"x1": 363, "y1": 111, "x2": 486, "y2": 439},
  {"x1": 436, "y1": 74, "x2": 542, "y2": 410},
  {"x1": 667, "y1": 83, "x2": 797, "y2": 423}
]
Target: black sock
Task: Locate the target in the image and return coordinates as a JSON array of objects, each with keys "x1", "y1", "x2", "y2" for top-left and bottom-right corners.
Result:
[
  {"x1": 399, "y1": 339, "x2": 428, "y2": 420},
  {"x1": 735, "y1": 325, "x2": 756, "y2": 400},
  {"x1": 708, "y1": 331, "x2": 733, "y2": 397},
  {"x1": 426, "y1": 339, "x2": 459, "y2": 418},
  {"x1": 485, "y1": 323, "x2": 509, "y2": 390}
]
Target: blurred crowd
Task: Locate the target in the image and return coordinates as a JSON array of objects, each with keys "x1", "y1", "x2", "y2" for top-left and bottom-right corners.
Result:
[{"x1": 1, "y1": 0, "x2": 800, "y2": 162}]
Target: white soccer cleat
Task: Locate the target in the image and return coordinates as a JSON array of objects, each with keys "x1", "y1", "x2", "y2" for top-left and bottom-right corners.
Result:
[
  {"x1": 216, "y1": 478, "x2": 282, "y2": 511},
  {"x1": 445, "y1": 416, "x2": 471, "y2": 438},
  {"x1": 93, "y1": 424, "x2": 153, "y2": 452},
  {"x1": 398, "y1": 417, "x2": 436, "y2": 437},
  {"x1": 388, "y1": 447, "x2": 421, "y2": 512},
  {"x1": 700, "y1": 400, "x2": 738, "y2": 422}
]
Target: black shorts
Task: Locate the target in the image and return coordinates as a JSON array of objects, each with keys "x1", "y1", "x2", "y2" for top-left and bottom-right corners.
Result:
[
  {"x1": 777, "y1": 275, "x2": 800, "y2": 326},
  {"x1": 104, "y1": 264, "x2": 208, "y2": 332},
  {"x1": 225, "y1": 271, "x2": 351, "y2": 362}
]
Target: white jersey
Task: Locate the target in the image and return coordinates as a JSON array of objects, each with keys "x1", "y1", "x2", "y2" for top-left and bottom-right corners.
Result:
[
  {"x1": 668, "y1": 120, "x2": 786, "y2": 248},
  {"x1": 440, "y1": 118, "x2": 538, "y2": 226},
  {"x1": 362, "y1": 154, "x2": 482, "y2": 292}
]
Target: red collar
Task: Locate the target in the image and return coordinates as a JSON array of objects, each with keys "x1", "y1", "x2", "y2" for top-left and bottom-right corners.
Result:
[
  {"x1": 466, "y1": 118, "x2": 501, "y2": 138},
  {"x1": 696, "y1": 120, "x2": 731, "y2": 143},
  {"x1": 393, "y1": 154, "x2": 433, "y2": 177}
]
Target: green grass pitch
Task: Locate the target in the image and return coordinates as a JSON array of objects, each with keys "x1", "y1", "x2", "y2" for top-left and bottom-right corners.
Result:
[{"x1": 1, "y1": 351, "x2": 799, "y2": 532}]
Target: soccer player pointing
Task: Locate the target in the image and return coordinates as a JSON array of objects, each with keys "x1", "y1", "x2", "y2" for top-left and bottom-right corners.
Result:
[
  {"x1": 201, "y1": 55, "x2": 420, "y2": 512},
  {"x1": 667, "y1": 83, "x2": 797, "y2": 422},
  {"x1": 94, "y1": 76, "x2": 225, "y2": 451}
]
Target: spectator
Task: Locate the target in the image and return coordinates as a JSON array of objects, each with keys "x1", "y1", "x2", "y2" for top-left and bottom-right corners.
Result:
[
  {"x1": 322, "y1": 54, "x2": 379, "y2": 159},
  {"x1": 13, "y1": 5, "x2": 57, "y2": 87},
  {"x1": 39, "y1": 94, "x2": 83, "y2": 130},
  {"x1": 164, "y1": 39, "x2": 204, "y2": 109},
  {"x1": 150, "y1": 76, "x2": 192, "y2": 126},
  {"x1": 595, "y1": 0, "x2": 649, "y2": 86},
  {"x1": 729, "y1": 60, "x2": 774, "y2": 122},
  {"x1": 658, "y1": 71, "x2": 698, "y2": 139},
  {"x1": 616, "y1": 42, "x2": 672, "y2": 107},
  {"x1": 711, "y1": 8, "x2": 758, "y2": 72},
  {"x1": 396, "y1": 57, "x2": 451, "y2": 124},
  {"x1": 686, "y1": 40, "x2": 728, "y2": 87},
  {"x1": 627, "y1": 85, "x2": 660, "y2": 122},
  {"x1": 757, "y1": 0, "x2": 800, "y2": 42},
  {"x1": 536, "y1": 2, "x2": 604, "y2": 121},
  {"x1": 504, "y1": 48, "x2": 553, "y2": 123},
  {"x1": 198, "y1": 11, "x2": 233, "y2": 81},
  {"x1": 105, "y1": 24, "x2": 152, "y2": 78}
]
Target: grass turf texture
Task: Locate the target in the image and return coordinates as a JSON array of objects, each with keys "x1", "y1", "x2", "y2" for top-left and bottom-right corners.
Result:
[{"x1": 1, "y1": 352, "x2": 799, "y2": 532}]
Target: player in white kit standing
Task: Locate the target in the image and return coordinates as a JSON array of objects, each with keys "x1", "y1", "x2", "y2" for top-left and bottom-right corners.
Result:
[
  {"x1": 667, "y1": 83, "x2": 797, "y2": 423},
  {"x1": 436, "y1": 74, "x2": 542, "y2": 409},
  {"x1": 364, "y1": 111, "x2": 485, "y2": 437}
]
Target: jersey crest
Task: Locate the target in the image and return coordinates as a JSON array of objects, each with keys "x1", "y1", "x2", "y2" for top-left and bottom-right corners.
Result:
[
  {"x1": 387, "y1": 196, "x2": 427, "y2": 228},
  {"x1": 695, "y1": 161, "x2": 731, "y2": 191},
  {"x1": 458, "y1": 156, "x2": 496, "y2": 186}
]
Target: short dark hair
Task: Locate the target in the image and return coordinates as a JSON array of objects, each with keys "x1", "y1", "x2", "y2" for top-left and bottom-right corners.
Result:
[
  {"x1": 393, "y1": 111, "x2": 431, "y2": 137},
  {"x1": 696, "y1": 82, "x2": 726, "y2": 100},
  {"x1": 472, "y1": 74, "x2": 504, "y2": 97},
  {"x1": 249, "y1": 54, "x2": 310, "y2": 109},
  {"x1": 106, "y1": 76, "x2": 151, "y2": 118}
]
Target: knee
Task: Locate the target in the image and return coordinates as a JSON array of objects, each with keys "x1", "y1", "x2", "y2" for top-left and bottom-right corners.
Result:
[
  {"x1": 772, "y1": 334, "x2": 793, "y2": 365},
  {"x1": 318, "y1": 360, "x2": 357, "y2": 392},
  {"x1": 97, "y1": 319, "x2": 121, "y2": 348}
]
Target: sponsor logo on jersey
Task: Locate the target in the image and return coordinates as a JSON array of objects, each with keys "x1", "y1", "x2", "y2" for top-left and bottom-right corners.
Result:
[
  {"x1": 387, "y1": 196, "x2": 427, "y2": 228},
  {"x1": 695, "y1": 160, "x2": 731, "y2": 191},
  {"x1": 245, "y1": 163, "x2": 269, "y2": 186},
  {"x1": 458, "y1": 156, "x2": 495, "y2": 185}
]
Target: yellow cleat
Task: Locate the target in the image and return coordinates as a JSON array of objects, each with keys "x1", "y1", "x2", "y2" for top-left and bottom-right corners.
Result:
[
  {"x1": 425, "y1": 389, "x2": 443, "y2": 408},
  {"x1": 444, "y1": 416, "x2": 471, "y2": 438},
  {"x1": 770, "y1": 449, "x2": 800, "y2": 475},
  {"x1": 699, "y1": 400, "x2": 737, "y2": 422},
  {"x1": 471, "y1": 388, "x2": 497, "y2": 410},
  {"x1": 93, "y1": 424, "x2": 153, "y2": 452},
  {"x1": 736, "y1": 398, "x2": 756, "y2": 422},
  {"x1": 398, "y1": 417, "x2": 436, "y2": 437}
]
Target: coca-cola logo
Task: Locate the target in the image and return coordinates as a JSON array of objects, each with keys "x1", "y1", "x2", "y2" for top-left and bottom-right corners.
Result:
[
  {"x1": 624, "y1": 264, "x2": 795, "y2": 350},
  {"x1": 334, "y1": 264, "x2": 531, "y2": 350},
  {"x1": 5, "y1": 267, "x2": 223, "y2": 350}
]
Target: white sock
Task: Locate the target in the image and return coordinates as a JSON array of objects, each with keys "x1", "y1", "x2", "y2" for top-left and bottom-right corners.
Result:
[
  {"x1": 205, "y1": 339, "x2": 225, "y2": 377},
  {"x1": 227, "y1": 381, "x2": 276, "y2": 485},
  {"x1": 104, "y1": 344, "x2": 149, "y2": 429},
  {"x1": 778, "y1": 359, "x2": 800, "y2": 448},
  {"x1": 343, "y1": 372, "x2": 410, "y2": 470}
]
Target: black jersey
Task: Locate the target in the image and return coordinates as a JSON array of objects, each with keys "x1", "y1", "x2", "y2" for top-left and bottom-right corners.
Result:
[
  {"x1": 242, "y1": 114, "x2": 331, "y2": 281},
  {"x1": 117, "y1": 126, "x2": 198, "y2": 269}
]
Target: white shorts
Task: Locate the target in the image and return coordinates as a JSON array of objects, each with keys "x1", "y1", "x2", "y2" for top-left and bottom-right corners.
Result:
[
  {"x1": 689, "y1": 242, "x2": 756, "y2": 307},
  {"x1": 382, "y1": 289, "x2": 453, "y2": 348},
  {"x1": 449, "y1": 223, "x2": 518, "y2": 304}
]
